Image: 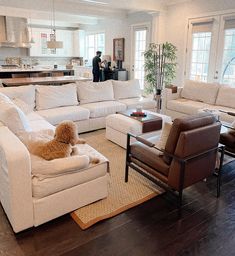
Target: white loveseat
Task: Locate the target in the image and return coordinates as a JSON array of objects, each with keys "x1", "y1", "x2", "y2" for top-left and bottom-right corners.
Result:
[
  {"x1": 163, "y1": 80, "x2": 235, "y2": 123},
  {"x1": 0, "y1": 79, "x2": 155, "y2": 233}
]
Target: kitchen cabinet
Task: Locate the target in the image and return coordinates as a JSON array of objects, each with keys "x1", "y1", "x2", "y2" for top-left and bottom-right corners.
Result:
[{"x1": 29, "y1": 27, "x2": 80, "y2": 57}]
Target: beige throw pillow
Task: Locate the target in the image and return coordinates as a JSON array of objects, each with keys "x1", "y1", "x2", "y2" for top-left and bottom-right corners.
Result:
[
  {"x1": 155, "y1": 122, "x2": 172, "y2": 151},
  {"x1": 12, "y1": 98, "x2": 32, "y2": 115}
]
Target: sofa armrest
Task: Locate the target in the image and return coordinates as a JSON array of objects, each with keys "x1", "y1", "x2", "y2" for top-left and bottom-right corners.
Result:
[
  {"x1": 0, "y1": 127, "x2": 33, "y2": 232},
  {"x1": 162, "y1": 87, "x2": 183, "y2": 113},
  {"x1": 164, "y1": 87, "x2": 182, "y2": 101}
]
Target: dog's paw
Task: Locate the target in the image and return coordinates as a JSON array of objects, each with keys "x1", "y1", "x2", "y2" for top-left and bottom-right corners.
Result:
[
  {"x1": 76, "y1": 138, "x2": 86, "y2": 144},
  {"x1": 90, "y1": 157, "x2": 100, "y2": 164}
]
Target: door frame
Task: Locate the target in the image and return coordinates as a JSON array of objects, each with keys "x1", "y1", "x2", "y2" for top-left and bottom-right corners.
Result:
[{"x1": 130, "y1": 22, "x2": 151, "y2": 80}]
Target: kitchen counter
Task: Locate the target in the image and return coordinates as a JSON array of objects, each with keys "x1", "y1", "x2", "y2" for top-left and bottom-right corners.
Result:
[
  {"x1": 0, "y1": 67, "x2": 74, "y2": 78},
  {"x1": 1, "y1": 76, "x2": 91, "y2": 87},
  {"x1": 0, "y1": 67, "x2": 74, "y2": 72}
]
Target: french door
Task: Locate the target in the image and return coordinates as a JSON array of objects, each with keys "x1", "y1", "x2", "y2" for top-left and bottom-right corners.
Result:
[
  {"x1": 131, "y1": 24, "x2": 150, "y2": 89},
  {"x1": 186, "y1": 12, "x2": 235, "y2": 87}
]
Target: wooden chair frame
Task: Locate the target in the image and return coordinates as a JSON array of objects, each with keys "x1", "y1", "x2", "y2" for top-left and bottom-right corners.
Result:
[{"x1": 125, "y1": 133, "x2": 225, "y2": 217}]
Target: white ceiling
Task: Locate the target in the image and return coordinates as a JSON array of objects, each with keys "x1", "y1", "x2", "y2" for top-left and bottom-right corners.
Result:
[{"x1": 0, "y1": 0, "x2": 192, "y2": 25}]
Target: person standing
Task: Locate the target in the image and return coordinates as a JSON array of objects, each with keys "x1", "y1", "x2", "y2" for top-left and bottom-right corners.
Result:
[{"x1": 92, "y1": 51, "x2": 102, "y2": 82}]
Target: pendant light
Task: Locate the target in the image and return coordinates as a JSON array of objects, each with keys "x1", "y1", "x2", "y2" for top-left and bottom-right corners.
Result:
[
  {"x1": 29, "y1": 0, "x2": 35, "y2": 44},
  {"x1": 47, "y1": 0, "x2": 63, "y2": 49},
  {"x1": 29, "y1": 19, "x2": 35, "y2": 44}
]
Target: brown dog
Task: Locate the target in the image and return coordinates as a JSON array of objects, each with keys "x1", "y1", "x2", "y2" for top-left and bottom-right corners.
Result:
[{"x1": 29, "y1": 120, "x2": 99, "y2": 163}]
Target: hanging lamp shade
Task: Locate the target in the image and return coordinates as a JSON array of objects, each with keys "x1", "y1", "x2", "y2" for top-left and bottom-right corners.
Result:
[
  {"x1": 47, "y1": 0, "x2": 63, "y2": 49},
  {"x1": 47, "y1": 38, "x2": 63, "y2": 48}
]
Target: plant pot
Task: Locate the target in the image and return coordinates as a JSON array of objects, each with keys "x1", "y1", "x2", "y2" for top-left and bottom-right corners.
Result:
[{"x1": 154, "y1": 89, "x2": 162, "y2": 113}]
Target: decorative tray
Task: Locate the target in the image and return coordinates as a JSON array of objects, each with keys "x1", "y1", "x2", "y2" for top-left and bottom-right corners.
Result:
[{"x1": 130, "y1": 111, "x2": 147, "y2": 117}]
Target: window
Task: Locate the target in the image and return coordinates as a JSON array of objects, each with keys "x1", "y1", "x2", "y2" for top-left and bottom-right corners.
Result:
[
  {"x1": 133, "y1": 28, "x2": 148, "y2": 89},
  {"x1": 221, "y1": 18, "x2": 235, "y2": 86},
  {"x1": 186, "y1": 13, "x2": 235, "y2": 86},
  {"x1": 85, "y1": 32, "x2": 105, "y2": 63},
  {"x1": 189, "y1": 20, "x2": 213, "y2": 82},
  {"x1": 190, "y1": 32, "x2": 211, "y2": 82}
]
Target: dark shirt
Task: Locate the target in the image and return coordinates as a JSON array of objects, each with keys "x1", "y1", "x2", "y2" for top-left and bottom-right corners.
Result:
[{"x1": 92, "y1": 56, "x2": 101, "y2": 73}]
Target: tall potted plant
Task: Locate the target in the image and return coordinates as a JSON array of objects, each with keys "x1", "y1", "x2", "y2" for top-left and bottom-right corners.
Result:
[{"x1": 144, "y1": 42, "x2": 177, "y2": 111}]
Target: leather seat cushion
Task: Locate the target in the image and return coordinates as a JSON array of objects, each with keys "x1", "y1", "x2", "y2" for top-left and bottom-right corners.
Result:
[{"x1": 130, "y1": 140, "x2": 169, "y2": 177}]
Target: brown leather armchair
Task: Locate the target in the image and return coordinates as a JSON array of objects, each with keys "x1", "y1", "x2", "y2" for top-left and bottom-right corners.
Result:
[{"x1": 125, "y1": 113, "x2": 224, "y2": 216}]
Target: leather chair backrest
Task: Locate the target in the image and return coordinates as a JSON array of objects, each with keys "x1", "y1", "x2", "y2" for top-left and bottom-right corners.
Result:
[
  {"x1": 167, "y1": 121, "x2": 221, "y2": 190},
  {"x1": 163, "y1": 113, "x2": 216, "y2": 165}
]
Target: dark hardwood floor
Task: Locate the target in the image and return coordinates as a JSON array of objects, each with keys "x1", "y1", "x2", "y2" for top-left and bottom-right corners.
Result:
[{"x1": 1, "y1": 161, "x2": 235, "y2": 256}]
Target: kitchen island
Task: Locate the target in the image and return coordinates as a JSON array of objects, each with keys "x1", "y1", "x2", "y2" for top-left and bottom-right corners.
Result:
[
  {"x1": 1, "y1": 76, "x2": 91, "y2": 87},
  {"x1": 0, "y1": 67, "x2": 74, "y2": 78}
]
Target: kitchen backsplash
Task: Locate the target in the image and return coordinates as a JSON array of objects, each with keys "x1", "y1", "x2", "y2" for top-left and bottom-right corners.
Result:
[
  {"x1": 0, "y1": 48, "x2": 83, "y2": 66},
  {"x1": 0, "y1": 56, "x2": 83, "y2": 67}
]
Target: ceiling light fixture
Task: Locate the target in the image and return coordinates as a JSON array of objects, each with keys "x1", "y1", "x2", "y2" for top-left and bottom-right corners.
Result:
[{"x1": 47, "y1": 0, "x2": 63, "y2": 49}]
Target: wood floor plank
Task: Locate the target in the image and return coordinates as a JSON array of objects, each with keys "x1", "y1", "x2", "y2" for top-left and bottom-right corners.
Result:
[{"x1": 0, "y1": 158, "x2": 235, "y2": 256}]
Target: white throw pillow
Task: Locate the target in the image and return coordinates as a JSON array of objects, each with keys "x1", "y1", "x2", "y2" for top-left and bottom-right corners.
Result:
[
  {"x1": 181, "y1": 80, "x2": 219, "y2": 105},
  {"x1": 35, "y1": 84, "x2": 78, "y2": 110},
  {"x1": 0, "y1": 85, "x2": 35, "y2": 111},
  {"x1": 155, "y1": 122, "x2": 172, "y2": 150},
  {"x1": 216, "y1": 85, "x2": 235, "y2": 109},
  {"x1": 112, "y1": 79, "x2": 141, "y2": 100},
  {"x1": 12, "y1": 98, "x2": 32, "y2": 115},
  {"x1": 0, "y1": 101, "x2": 32, "y2": 135},
  {"x1": 77, "y1": 80, "x2": 114, "y2": 104}
]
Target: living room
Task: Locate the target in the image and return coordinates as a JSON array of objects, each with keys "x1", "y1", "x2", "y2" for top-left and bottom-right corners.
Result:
[{"x1": 0, "y1": 0, "x2": 235, "y2": 255}]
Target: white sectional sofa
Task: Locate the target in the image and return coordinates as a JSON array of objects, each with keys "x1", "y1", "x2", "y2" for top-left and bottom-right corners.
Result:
[
  {"x1": 0, "y1": 79, "x2": 156, "y2": 233},
  {"x1": 0, "y1": 79, "x2": 155, "y2": 133},
  {"x1": 163, "y1": 80, "x2": 235, "y2": 123}
]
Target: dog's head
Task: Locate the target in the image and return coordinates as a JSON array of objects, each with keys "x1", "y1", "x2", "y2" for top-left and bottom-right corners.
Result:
[{"x1": 54, "y1": 121, "x2": 78, "y2": 145}]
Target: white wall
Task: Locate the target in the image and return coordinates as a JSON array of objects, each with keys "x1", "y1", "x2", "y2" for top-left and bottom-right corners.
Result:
[
  {"x1": 81, "y1": 12, "x2": 153, "y2": 72},
  {"x1": 165, "y1": 0, "x2": 235, "y2": 86}
]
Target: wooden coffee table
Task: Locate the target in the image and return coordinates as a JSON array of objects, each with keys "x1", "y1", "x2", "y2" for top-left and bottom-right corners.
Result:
[
  {"x1": 105, "y1": 110, "x2": 171, "y2": 148},
  {"x1": 119, "y1": 109, "x2": 163, "y2": 133}
]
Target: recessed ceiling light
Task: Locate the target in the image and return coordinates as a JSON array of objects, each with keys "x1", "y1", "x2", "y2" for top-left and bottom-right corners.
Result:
[{"x1": 81, "y1": 0, "x2": 108, "y2": 5}]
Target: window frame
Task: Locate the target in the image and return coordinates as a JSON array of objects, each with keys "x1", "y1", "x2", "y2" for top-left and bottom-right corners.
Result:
[
  {"x1": 185, "y1": 17, "x2": 220, "y2": 83},
  {"x1": 85, "y1": 31, "x2": 105, "y2": 63}
]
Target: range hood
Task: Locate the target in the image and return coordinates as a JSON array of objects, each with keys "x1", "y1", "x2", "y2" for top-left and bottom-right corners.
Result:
[{"x1": 0, "y1": 16, "x2": 31, "y2": 48}]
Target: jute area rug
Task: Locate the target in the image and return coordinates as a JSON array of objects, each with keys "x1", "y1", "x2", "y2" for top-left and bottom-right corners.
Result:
[{"x1": 71, "y1": 129, "x2": 163, "y2": 230}]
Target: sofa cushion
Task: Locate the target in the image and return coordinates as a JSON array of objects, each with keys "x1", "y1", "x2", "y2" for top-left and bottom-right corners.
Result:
[
  {"x1": 29, "y1": 119, "x2": 55, "y2": 133},
  {"x1": 0, "y1": 92, "x2": 11, "y2": 102},
  {"x1": 167, "y1": 98, "x2": 210, "y2": 115},
  {"x1": 216, "y1": 85, "x2": 235, "y2": 109},
  {"x1": 12, "y1": 98, "x2": 32, "y2": 115},
  {"x1": 36, "y1": 106, "x2": 90, "y2": 125},
  {"x1": 81, "y1": 101, "x2": 126, "y2": 118},
  {"x1": 118, "y1": 97, "x2": 156, "y2": 110},
  {"x1": 31, "y1": 143, "x2": 108, "y2": 198},
  {"x1": 112, "y1": 79, "x2": 141, "y2": 99},
  {"x1": 77, "y1": 80, "x2": 114, "y2": 104},
  {"x1": 0, "y1": 85, "x2": 35, "y2": 111},
  {"x1": 35, "y1": 84, "x2": 78, "y2": 110},
  {"x1": 31, "y1": 154, "x2": 90, "y2": 177},
  {"x1": 0, "y1": 100, "x2": 32, "y2": 134},
  {"x1": 181, "y1": 80, "x2": 219, "y2": 105}
]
